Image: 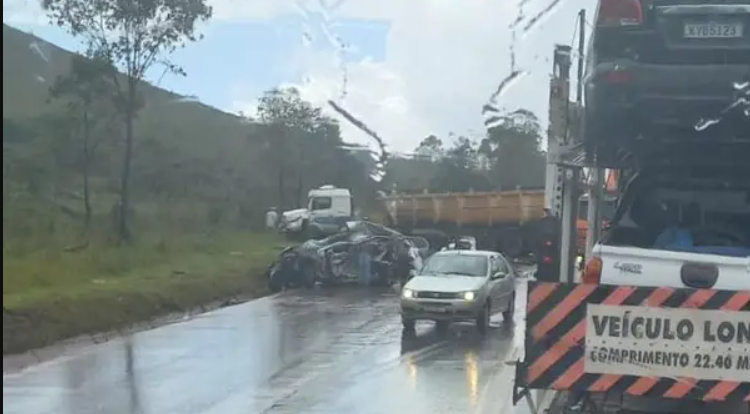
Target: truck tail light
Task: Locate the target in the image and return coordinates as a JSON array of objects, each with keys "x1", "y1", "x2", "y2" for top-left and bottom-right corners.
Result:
[
  {"x1": 582, "y1": 256, "x2": 603, "y2": 284},
  {"x1": 597, "y1": 0, "x2": 643, "y2": 26}
]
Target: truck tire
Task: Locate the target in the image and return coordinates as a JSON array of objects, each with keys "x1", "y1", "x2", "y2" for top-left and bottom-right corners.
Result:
[
  {"x1": 476, "y1": 302, "x2": 490, "y2": 335},
  {"x1": 303, "y1": 219, "x2": 322, "y2": 240}
]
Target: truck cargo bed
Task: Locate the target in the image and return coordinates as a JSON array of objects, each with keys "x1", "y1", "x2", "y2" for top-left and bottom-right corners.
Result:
[{"x1": 384, "y1": 189, "x2": 546, "y2": 228}]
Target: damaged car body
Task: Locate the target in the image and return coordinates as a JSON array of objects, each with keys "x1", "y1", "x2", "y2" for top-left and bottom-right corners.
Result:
[{"x1": 267, "y1": 221, "x2": 427, "y2": 292}]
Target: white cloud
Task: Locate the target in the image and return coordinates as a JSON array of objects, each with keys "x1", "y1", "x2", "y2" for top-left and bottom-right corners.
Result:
[
  {"x1": 231, "y1": 47, "x2": 429, "y2": 155},
  {"x1": 6, "y1": 0, "x2": 599, "y2": 152},
  {"x1": 3, "y1": 0, "x2": 47, "y2": 26},
  {"x1": 208, "y1": 0, "x2": 398, "y2": 22},
  {"x1": 224, "y1": 0, "x2": 598, "y2": 151}
]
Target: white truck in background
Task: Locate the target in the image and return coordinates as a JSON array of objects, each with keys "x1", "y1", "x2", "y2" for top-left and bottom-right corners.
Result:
[{"x1": 279, "y1": 185, "x2": 356, "y2": 238}]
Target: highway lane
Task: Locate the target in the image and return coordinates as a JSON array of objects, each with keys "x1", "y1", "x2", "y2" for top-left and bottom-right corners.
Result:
[{"x1": 3, "y1": 281, "x2": 533, "y2": 414}]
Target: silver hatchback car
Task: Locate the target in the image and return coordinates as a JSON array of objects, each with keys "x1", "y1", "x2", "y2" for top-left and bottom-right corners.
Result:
[{"x1": 400, "y1": 250, "x2": 516, "y2": 334}]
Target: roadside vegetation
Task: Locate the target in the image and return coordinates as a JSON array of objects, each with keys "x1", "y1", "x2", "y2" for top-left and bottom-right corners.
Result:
[
  {"x1": 2, "y1": 0, "x2": 376, "y2": 354},
  {"x1": 3, "y1": 0, "x2": 548, "y2": 354}
]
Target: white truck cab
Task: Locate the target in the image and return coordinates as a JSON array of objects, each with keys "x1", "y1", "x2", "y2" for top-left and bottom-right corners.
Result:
[
  {"x1": 308, "y1": 186, "x2": 352, "y2": 220},
  {"x1": 281, "y1": 185, "x2": 354, "y2": 236}
]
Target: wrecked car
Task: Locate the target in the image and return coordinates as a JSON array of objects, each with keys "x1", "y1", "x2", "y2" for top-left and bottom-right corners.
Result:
[{"x1": 267, "y1": 221, "x2": 427, "y2": 292}]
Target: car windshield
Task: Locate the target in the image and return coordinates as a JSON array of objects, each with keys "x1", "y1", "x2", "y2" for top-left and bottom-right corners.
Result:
[{"x1": 419, "y1": 254, "x2": 488, "y2": 277}]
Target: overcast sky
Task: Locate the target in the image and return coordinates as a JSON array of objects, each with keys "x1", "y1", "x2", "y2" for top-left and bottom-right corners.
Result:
[{"x1": 4, "y1": 0, "x2": 598, "y2": 152}]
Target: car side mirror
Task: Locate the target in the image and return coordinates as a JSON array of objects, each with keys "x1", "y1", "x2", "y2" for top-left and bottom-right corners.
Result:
[{"x1": 492, "y1": 271, "x2": 506, "y2": 280}]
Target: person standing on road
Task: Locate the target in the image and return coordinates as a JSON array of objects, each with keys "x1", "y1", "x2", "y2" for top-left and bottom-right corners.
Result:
[
  {"x1": 266, "y1": 207, "x2": 278, "y2": 230},
  {"x1": 358, "y1": 242, "x2": 373, "y2": 285}
]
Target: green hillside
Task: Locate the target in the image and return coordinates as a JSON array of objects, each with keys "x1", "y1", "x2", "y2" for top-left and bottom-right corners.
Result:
[
  {"x1": 3, "y1": 23, "x2": 264, "y2": 173},
  {"x1": 2, "y1": 23, "x2": 290, "y2": 353},
  {"x1": 2, "y1": 23, "x2": 296, "y2": 240}
]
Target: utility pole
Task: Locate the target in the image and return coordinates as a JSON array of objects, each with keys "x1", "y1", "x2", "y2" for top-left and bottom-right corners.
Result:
[
  {"x1": 560, "y1": 8, "x2": 587, "y2": 283},
  {"x1": 545, "y1": 45, "x2": 571, "y2": 219},
  {"x1": 575, "y1": 8, "x2": 586, "y2": 104}
]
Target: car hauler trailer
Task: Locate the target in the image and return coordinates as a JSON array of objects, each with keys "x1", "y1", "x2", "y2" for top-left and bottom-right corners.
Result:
[{"x1": 512, "y1": 8, "x2": 750, "y2": 414}]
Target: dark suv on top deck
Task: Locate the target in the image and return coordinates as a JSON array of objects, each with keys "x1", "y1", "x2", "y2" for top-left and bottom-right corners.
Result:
[{"x1": 583, "y1": 0, "x2": 750, "y2": 166}]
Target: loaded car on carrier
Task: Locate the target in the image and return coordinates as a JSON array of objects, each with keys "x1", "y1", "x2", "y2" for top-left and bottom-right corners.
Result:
[
  {"x1": 578, "y1": 1, "x2": 749, "y2": 412},
  {"x1": 583, "y1": 0, "x2": 750, "y2": 167}
]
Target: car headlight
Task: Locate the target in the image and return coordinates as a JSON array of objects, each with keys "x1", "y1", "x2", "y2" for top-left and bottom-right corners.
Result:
[
  {"x1": 402, "y1": 288, "x2": 415, "y2": 299},
  {"x1": 462, "y1": 291, "x2": 475, "y2": 301}
]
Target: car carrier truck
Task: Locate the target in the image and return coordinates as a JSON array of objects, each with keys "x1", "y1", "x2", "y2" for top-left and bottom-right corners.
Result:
[{"x1": 513, "y1": 7, "x2": 750, "y2": 414}]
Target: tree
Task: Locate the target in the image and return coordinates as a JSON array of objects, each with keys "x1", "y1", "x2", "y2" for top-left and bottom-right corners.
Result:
[
  {"x1": 479, "y1": 109, "x2": 546, "y2": 189},
  {"x1": 384, "y1": 108, "x2": 546, "y2": 194},
  {"x1": 414, "y1": 134, "x2": 444, "y2": 161},
  {"x1": 255, "y1": 87, "x2": 370, "y2": 211},
  {"x1": 430, "y1": 136, "x2": 491, "y2": 192},
  {"x1": 48, "y1": 55, "x2": 116, "y2": 229},
  {"x1": 42, "y1": 0, "x2": 213, "y2": 242},
  {"x1": 256, "y1": 87, "x2": 319, "y2": 211}
]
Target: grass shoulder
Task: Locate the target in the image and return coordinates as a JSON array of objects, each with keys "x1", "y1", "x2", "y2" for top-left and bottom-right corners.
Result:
[{"x1": 3, "y1": 231, "x2": 282, "y2": 355}]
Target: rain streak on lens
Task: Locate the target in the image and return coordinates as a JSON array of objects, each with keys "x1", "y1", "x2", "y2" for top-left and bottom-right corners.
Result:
[{"x1": 694, "y1": 80, "x2": 750, "y2": 130}]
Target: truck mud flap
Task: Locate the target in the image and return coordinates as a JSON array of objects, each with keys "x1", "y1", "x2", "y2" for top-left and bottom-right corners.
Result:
[{"x1": 514, "y1": 281, "x2": 750, "y2": 403}]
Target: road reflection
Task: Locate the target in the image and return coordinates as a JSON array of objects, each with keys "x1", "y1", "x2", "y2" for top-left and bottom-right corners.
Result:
[
  {"x1": 397, "y1": 320, "x2": 515, "y2": 412},
  {"x1": 59, "y1": 336, "x2": 143, "y2": 414},
  {"x1": 465, "y1": 350, "x2": 479, "y2": 410},
  {"x1": 124, "y1": 339, "x2": 142, "y2": 414},
  {"x1": 62, "y1": 340, "x2": 100, "y2": 414},
  {"x1": 6, "y1": 287, "x2": 521, "y2": 414},
  {"x1": 405, "y1": 354, "x2": 418, "y2": 389}
]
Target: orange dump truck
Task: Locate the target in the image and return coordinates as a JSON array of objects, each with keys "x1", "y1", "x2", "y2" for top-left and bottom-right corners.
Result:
[{"x1": 382, "y1": 189, "x2": 547, "y2": 256}]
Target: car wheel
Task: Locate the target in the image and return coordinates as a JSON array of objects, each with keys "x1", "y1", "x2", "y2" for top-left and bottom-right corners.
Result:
[
  {"x1": 476, "y1": 302, "x2": 490, "y2": 335},
  {"x1": 502, "y1": 293, "x2": 515, "y2": 325},
  {"x1": 402, "y1": 317, "x2": 416, "y2": 332}
]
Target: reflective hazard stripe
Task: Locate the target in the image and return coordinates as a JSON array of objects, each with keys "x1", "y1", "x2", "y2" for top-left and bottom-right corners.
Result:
[{"x1": 518, "y1": 281, "x2": 750, "y2": 402}]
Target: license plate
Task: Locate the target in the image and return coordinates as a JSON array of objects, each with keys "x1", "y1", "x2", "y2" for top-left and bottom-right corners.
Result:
[
  {"x1": 422, "y1": 305, "x2": 448, "y2": 312},
  {"x1": 683, "y1": 22, "x2": 743, "y2": 38}
]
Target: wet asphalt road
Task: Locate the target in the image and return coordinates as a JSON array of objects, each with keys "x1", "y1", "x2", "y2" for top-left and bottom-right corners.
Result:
[{"x1": 3, "y1": 280, "x2": 533, "y2": 414}]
